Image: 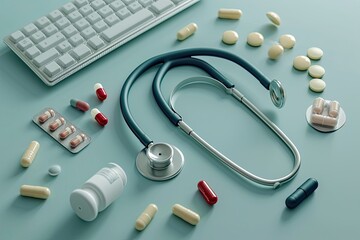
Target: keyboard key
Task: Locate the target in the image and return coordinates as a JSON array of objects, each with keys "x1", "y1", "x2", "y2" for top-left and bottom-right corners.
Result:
[
  {"x1": 98, "y1": 5, "x2": 114, "y2": 18},
  {"x1": 88, "y1": 36, "x2": 105, "y2": 49},
  {"x1": 61, "y1": 3, "x2": 77, "y2": 14},
  {"x1": 48, "y1": 10, "x2": 64, "y2": 21},
  {"x1": 79, "y1": 5, "x2": 94, "y2": 16},
  {"x1": 68, "y1": 11, "x2": 83, "y2": 22},
  {"x1": 43, "y1": 24, "x2": 59, "y2": 36},
  {"x1": 33, "y1": 48, "x2": 60, "y2": 67},
  {"x1": 44, "y1": 62, "x2": 61, "y2": 77},
  {"x1": 123, "y1": 0, "x2": 135, "y2": 5},
  {"x1": 70, "y1": 44, "x2": 91, "y2": 60},
  {"x1": 18, "y1": 38, "x2": 34, "y2": 51},
  {"x1": 105, "y1": 14, "x2": 120, "y2": 25},
  {"x1": 57, "y1": 41, "x2": 72, "y2": 53},
  {"x1": 150, "y1": 0, "x2": 174, "y2": 14},
  {"x1": 139, "y1": 0, "x2": 153, "y2": 7},
  {"x1": 74, "y1": 19, "x2": 90, "y2": 31},
  {"x1": 110, "y1": 0, "x2": 125, "y2": 11},
  {"x1": 30, "y1": 31, "x2": 46, "y2": 43},
  {"x1": 81, "y1": 27, "x2": 96, "y2": 39},
  {"x1": 93, "y1": 20, "x2": 108, "y2": 32},
  {"x1": 38, "y1": 33, "x2": 65, "y2": 52},
  {"x1": 69, "y1": 33, "x2": 84, "y2": 46},
  {"x1": 116, "y1": 8, "x2": 131, "y2": 19},
  {"x1": 101, "y1": 9, "x2": 154, "y2": 42},
  {"x1": 22, "y1": 23, "x2": 38, "y2": 36},
  {"x1": 91, "y1": 0, "x2": 106, "y2": 10},
  {"x1": 73, "y1": 0, "x2": 88, "y2": 8},
  {"x1": 128, "y1": 2, "x2": 143, "y2": 13},
  {"x1": 104, "y1": 0, "x2": 115, "y2": 3},
  {"x1": 63, "y1": 25, "x2": 78, "y2": 38},
  {"x1": 35, "y1": 17, "x2": 51, "y2": 29},
  {"x1": 55, "y1": 18, "x2": 71, "y2": 29},
  {"x1": 9, "y1": 31, "x2": 25, "y2": 43},
  {"x1": 87, "y1": 12, "x2": 102, "y2": 24},
  {"x1": 57, "y1": 53, "x2": 76, "y2": 68},
  {"x1": 25, "y1": 46, "x2": 41, "y2": 59}
]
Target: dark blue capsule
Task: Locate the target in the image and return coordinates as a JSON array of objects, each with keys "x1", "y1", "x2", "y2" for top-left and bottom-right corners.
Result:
[{"x1": 286, "y1": 178, "x2": 318, "y2": 209}]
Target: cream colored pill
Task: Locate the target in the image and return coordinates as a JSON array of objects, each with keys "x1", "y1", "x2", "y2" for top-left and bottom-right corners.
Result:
[
  {"x1": 218, "y1": 8, "x2": 242, "y2": 20},
  {"x1": 21, "y1": 141, "x2": 40, "y2": 168},
  {"x1": 311, "y1": 97, "x2": 325, "y2": 114},
  {"x1": 311, "y1": 114, "x2": 338, "y2": 128},
  {"x1": 307, "y1": 47, "x2": 323, "y2": 60},
  {"x1": 172, "y1": 204, "x2": 200, "y2": 225},
  {"x1": 20, "y1": 185, "x2": 51, "y2": 199},
  {"x1": 266, "y1": 11, "x2": 281, "y2": 26},
  {"x1": 309, "y1": 78, "x2": 326, "y2": 92},
  {"x1": 328, "y1": 101, "x2": 340, "y2": 118},
  {"x1": 135, "y1": 204, "x2": 158, "y2": 231},
  {"x1": 222, "y1": 30, "x2": 238, "y2": 45},
  {"x1": 308, "y1": 65, "x2": 325, "y2": 78},
  {"x1": 247, "y1": 32, "x2": 264, "y2": 47},
  {"x1": 177, "y1": 23, "x2": 198, "y2": 41},
  {"x1": 268, "y1": 44, "x2": 284, "y2": 59},
  {"x1": 279, "y1": 34, "x2": 296, "y2": 49},
  {"x1": 293, "y1": 56, "x2": 311, "y2": 71}
]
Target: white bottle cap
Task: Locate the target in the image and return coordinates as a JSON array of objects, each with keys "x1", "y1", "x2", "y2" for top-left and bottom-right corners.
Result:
[{"x1": 70, "y1": 189, "x2": 99, "y2": 221}]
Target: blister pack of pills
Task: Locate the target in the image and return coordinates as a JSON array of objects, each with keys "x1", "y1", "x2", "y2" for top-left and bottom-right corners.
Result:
[
  {"x1": 306, "y1": 98, "x2": 346, "y2": 132},
  {"x1": 33, "y1": 108, "x2": 91, "y2": 153}
]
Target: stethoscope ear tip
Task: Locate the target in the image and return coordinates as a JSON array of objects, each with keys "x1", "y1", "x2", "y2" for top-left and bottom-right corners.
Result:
[{"x1": 270, "y1": 79, "x2": 286, "y2": 108}]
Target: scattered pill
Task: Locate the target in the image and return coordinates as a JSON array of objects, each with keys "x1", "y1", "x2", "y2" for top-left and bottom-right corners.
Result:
[
  {"x1": 279, "y1": 34, "x2": 296, "y2": 49},
  {"x1": 247, "y1": 32, "x2": 264, "y2": 47},
  {"x1": 218, "y1": 8, "x2": 242, "y2": 20},
  {"x1": 268, "y1": 44, "x2": 284, "y2": 60},
  {"x1": 135, "y1": 203, "x2": 158, "y2": 231},
  {"x1": 293, "y1": 56, "x2": 311, "y2": 71},
  {"x1": 222, "y1": 30, "x2": 238, "y2": 45},
  {"x1": 70, "y1": 133, "x2": 87, "y2": 148},
  {"x1": 172, "y1": 204, "x2": 200, "y2": 225},
  {"x1": 312, "y1": 97, "x2": 325, "y2": 114},
  {"x1": 309, "y1": 78, "x2": 326, "y2": 92},
  {"x1": 20, "y1": 141, "x2": 40, "y2": 168},
  {"x1": 177, "y1": 23, "x2": 198, "y2": 41},
  {"x1": 91, "y1": 108, "x2": 108, "y2": 126},
  {"x1": 48, "y1": 164, "x2": 61, "y2": 176},
  {"x1": 49, "y1": 117, "x2": 65, "y2": 131},
  {"x1": 307, "y1": 47, "x2": 323, "y2": 60},
  {"x1": 38, "y1": 109, "x2": 55, "y2": 123},
  {"x1": 197, "y1": 180, "x2": 218, "y2": 205},
  {"x1": 70, "y1": 99, "x2": 90, "y2": 112},
  {"x1": 20, "y1": 185, "x2": 51, "y2": 199},
  {"x1": 286, "y1": 178, "x2": 318, "y2": 209},
  {"x1": 311, "y1": 114, "x2": 337, "y2": 127},
  {"x1": 59, "y1": 125, "x2": 76, "y2": 140},
  {"x1": 308, "y1": 65, "x2": 325, "y2": 78},
  {"x1": 266, "y1": 11, "x2": 281, "y2": 26},
  {"x1": 328, "y1": 101, "x2": 340, "y2": 118},
  {"x1": 94, "y1": 83, "x2": 107, "y2": 101}
]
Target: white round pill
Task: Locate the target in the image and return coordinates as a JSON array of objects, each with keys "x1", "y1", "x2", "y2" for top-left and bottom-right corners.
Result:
[
  {"x1": 293, "y1": 56, "x2": 311, "y2": 71},
  {"x1": 48, "y1": 165, "x2": 61, "y2": 176},
  {"x1": 222, "y1": 30, "x2": 239, "y2": 45},
  {"x1": 268, "y1": 44, "x2": 284, "y2": 59},
  {"x1": 247, "y1": 32, "x2": 264, "y2": 47},
  {"x1": 308, "y1": 65, "x2": 325, "y2": 78},
  {"x1": 279, "y1": 34, "x2": 296, "y2": 49},
  {"x1": 307, "y1": 47, "x2": 324, "y2": 60},
  {"x1": 266, "y1": 12, "x2": 281, "y2": 26},
  {"x1": 309, "y1": 78, "x2": 326, "y2": 92}
]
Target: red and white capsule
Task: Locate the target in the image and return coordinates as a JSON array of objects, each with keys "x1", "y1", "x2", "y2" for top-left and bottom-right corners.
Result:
[
  {"x1": 70, "y1": 99, "x2": 90, "y2": 112},
  {"x1": 38, "y1": 109, "x2": 55, "y2": 123},
  {"x1": 197, "y1": 180, "x2": 218, "y2": 205},
  {"x1": 49, "y1": 117, "x2": 65, "y2": 131},
  {"x1": 70, "y1": 134, "x2": 86, "y2": 148},
  {"x1": 59, "y1": 125, "x2": 76, "y2": 140},
  {"x1": 91, "y1": 108, "x2": 108, "y2": 126},
  {"x1": 94, "y1": 83, "x2": 107, "y2": 101}
]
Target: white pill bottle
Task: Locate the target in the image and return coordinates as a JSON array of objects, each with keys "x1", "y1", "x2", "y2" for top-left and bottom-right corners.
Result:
[{"x1": 70, "y1": 163, "x2": 127, "y2": 221}]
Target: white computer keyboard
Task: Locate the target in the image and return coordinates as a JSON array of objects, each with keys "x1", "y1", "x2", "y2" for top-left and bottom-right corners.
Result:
[{"x1": 3, "y1": 0, "x2": 199, "y2": 86}]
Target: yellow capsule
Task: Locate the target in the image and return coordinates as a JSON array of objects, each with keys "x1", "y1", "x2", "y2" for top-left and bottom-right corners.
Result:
[
  {"x1": 177, "y1": 23, "x2": 198, "y2": 41},
  {"x1": 218, "y1": 8, "x2": 242, "y2": 20},
  {"x1": 135, "y1": 203, "x2": 158, "y2": 231},
  {"x1": 172, "y1": 204, "x2": 200, "y2": 225},
  {"x1": 20, "y1": 185, "x2": 51, "y2": 199},
  {"x1": 20, "y1": 141, "x2": 40, "y2": 167}
]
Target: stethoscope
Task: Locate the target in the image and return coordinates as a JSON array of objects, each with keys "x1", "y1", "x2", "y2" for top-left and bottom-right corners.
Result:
[{"x1": 120, "y1": 48, "x2": 301, "y2": 188}]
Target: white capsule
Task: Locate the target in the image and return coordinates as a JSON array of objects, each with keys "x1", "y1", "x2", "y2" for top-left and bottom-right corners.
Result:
[
  {"x1": 20, "y1": 185, "x2": 51, "y2": 199},
  {"x1": 218, "y1": 8, "x2": 242, "y2": 20},
  {"x1": 135, "y1": 204, "x2": 158, "y2": 231},
  {"x1": 279, "y1": 34, "x2": 296, "y2": 49},
  {"x1": 247, "y1": 32, "x2": 264, "y2": 47},
  {"x1": 312, "y1": 97, "x2": 325, "y2": 114},
  {"x1": 21, "y1": 141, "x2": 40, "y2": 168},
  {"x1": 266, "y1": 11, "x2": 281, "y2": 26},
  {"x1": 311, "y1": 114, "x2": 338, "y2": 128},
  {"x1": 222, "y1": 30, "x2": 238, "y2": 45},
  {"x1": 268, "y1": 44, "x2": 284, "y2": 60},
  {"x1": 293, "y1": 56, "x2": 311, "y2": 71},
  {"x1": 172, "y1": 204, "x2": 200, "y2": 225},
  {"x1": 328, "y1": 101, "x2": 340, "y2": 118},
  {"x1": 177, "y1": 23, "x2": 198, "y2": 41},
  {"x1": 308, "y1": 65, "x2": 325, "y2": 78}
]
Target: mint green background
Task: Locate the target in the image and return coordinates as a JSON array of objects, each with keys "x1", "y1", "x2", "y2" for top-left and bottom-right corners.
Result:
[{"x1": 0, "y1": 0, "x2": 359, "y2": 239}]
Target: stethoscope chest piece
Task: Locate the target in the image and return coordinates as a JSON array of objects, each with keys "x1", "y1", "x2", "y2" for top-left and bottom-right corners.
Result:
[{"x1": 136, "y1": 142, "x2": 184, "y2": 181}]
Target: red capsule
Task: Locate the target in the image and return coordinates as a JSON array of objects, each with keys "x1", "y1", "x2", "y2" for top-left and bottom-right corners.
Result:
[
  {"x1": 59, "y1": 125, "x2": 76, "y2": 140},
  {"x1": 91, "y1": 108, "x2": 108, "y2": 126},
  {"x1": 94, "y1": 83, "x2": 107, "y2": 101},
  {"x1": 38, "y1": 109, "x2": 55, "y2": 123},
  {"x1": 49, "y1": 117, "x2": 65, "y2": 131},
  {"x1": 70, "y1": 99, "x2": 90, "y2": 112},
  {"x1": 197, "y1": 180, "x2": 218, "y2": 205},
  {"x1": 70, "y1": 134, "x2": 86, "y2": 148}
]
